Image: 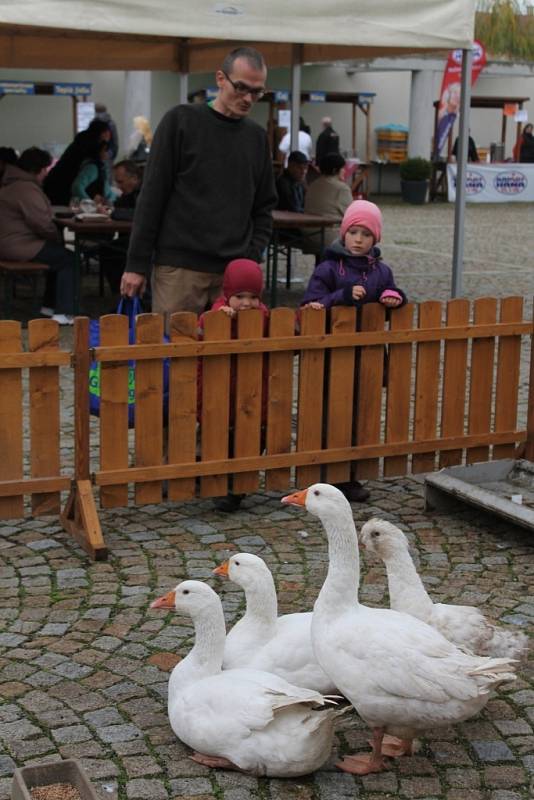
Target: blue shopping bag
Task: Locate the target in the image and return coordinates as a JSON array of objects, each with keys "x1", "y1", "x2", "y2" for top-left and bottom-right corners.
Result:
[{"x1": 89, "y1": 297, "x2": 169, "y2": 428}]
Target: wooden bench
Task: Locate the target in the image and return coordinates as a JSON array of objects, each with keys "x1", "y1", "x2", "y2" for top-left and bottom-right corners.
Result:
[{"x1": 0, "y1": 260, "x2": 49, "y2": 318}]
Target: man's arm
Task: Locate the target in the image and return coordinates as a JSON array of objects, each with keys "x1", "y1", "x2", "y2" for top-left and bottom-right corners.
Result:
[
  {"x1": 246, "y1": 137, "x2": 278, "y2": 261},
  {"x1": 124, "y1": 108, "x2": 179, "y2": 284}
]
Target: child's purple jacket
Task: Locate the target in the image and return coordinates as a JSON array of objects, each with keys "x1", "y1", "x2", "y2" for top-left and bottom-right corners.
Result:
[{"x1": 301, "y1": 239, "x2": 407, "y2": 309}]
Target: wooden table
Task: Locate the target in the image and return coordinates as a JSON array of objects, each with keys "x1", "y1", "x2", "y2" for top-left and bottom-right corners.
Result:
[
  {"x1": 58, "y1": 213, "x2": 338, "y2": 311},
  {"x1": 56, "y1": 217, "x2": 132, "y2": 313},
  {"x1": 270, "y1": 210, "x2": 339, "y2": 307}
]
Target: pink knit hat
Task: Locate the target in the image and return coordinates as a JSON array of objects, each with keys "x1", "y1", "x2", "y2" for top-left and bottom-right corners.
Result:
[
  {"x1": 223, "y1": 259, "x2": 264, "y2": 298},
  {"x1": 340, "y1": 200, "x2": 383, "y2": 243}
]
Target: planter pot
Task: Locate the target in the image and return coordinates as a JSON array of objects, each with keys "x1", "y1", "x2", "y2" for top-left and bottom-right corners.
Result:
[
  {"x1": 12, "y1": 759, "x2": 98, "y2": 800},
  {"x1": 400, "y1": 179, "x2": 429, "y2": 204}
]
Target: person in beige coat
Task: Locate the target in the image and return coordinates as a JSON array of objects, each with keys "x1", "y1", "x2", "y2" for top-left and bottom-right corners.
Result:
[
  {"x1": 0, "y1": 147, "x2": 75, "y2": 323},
  {"x1": 304, "y1": 153, "x2": 353, "y2": 253}
]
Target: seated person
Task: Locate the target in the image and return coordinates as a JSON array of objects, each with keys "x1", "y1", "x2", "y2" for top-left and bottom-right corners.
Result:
[
  {"x1": 43, "y1": 119, "x2": 111, "y2": 205},
  {"x1": 98, "y1": 160, "x2": 142, "y2": 298},
  {"x1": 71, "y1": 140, "x2": 115, "y2": 204},
  {"x1": 0, "y1": 147, "x2": 75, "y2": 324},
  {"x1": 304, "y1": 153, "x2": 353, "y2": 252},
  {"x1": 276, "y1": 150, "x2": 309, "y2": 212}
]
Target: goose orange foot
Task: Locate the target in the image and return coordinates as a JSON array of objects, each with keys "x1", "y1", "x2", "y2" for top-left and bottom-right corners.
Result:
[
  {"x1": 190, "y1": 752, "x2": 240, "y2": 769},
  {"x1": 336, "y1": 753, "x2": 388, "y2": 775},
  {"x1": 337, "y1": 727, "x2": 390, "y2": 774},
  {"x1": 369, "y1": 734, "x2": 414, "y2": 757}
]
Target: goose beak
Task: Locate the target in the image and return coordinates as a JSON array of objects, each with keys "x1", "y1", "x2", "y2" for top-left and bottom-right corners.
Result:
[
  {"x1": 213, "y1": 560, "x2": 230, "y2": 577},
  {"x1": 150, "y1": 590, "x2": 176, "y2": 609},
  {"x1": 281, "y1": 488, "x2": 308, "y2": 507}
]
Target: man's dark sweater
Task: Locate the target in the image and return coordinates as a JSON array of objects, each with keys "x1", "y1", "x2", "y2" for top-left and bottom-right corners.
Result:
[{"x1": 126, "y1": 103, "x2": 277, "y2": 275}]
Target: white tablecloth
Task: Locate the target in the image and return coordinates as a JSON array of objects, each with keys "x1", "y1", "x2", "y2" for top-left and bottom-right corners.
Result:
[{"x1": 447, "y1": 163, "x2": 534, "y2": 203}]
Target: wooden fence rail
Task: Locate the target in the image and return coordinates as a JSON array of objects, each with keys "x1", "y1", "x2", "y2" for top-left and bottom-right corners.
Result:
[{"x1": 1, "y1": 297, "x2": 533, "y2": 560}]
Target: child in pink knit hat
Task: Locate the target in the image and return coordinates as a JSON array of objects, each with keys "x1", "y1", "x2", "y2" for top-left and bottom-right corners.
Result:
[
  {"x1": 301, "y1": 199, "x2": 406, "y2": 311},
  {"x1": 300, "y1": 200, "x2": 406, "y2": 504}
]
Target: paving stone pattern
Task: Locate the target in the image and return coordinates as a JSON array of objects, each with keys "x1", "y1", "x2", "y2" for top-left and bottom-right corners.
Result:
[{"x1": 1, "y1": 201, "x2": 533, "y2": 799}]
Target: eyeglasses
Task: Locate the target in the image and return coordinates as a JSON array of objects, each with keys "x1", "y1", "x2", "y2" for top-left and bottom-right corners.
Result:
[{"x1": 223, "y1": 71, "x2": 266, "y2": 100}]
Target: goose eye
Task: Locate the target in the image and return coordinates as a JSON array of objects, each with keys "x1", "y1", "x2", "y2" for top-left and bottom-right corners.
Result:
[
  {"x1": 371, "y1": 531, "x2": 380, "y2": 538},
  {"x1": 313, "y1": 490, "x2": 320, "y2": 496},
  {"x1": 183, "y1": 589, "x2": 190, "y2": 595}
]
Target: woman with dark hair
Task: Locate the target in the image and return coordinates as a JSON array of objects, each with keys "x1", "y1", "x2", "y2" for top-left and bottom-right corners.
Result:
[
  {"x1": 71, "y1": 139, "x2": 114, "y2": 203},
  {"x1": 519, "y1": 123, "x2": 534, "y2": 163},
  {"x1": 304, "y1": 153, "x2": 353, "y2": 251},
  {"x1": 43, "y1": 119, "x2": 112, "y2": 204}
]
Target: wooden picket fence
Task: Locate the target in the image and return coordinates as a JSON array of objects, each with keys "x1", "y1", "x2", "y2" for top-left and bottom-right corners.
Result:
[{"x1": 1, "y1": 297, "x2": 533, "y2": 560}]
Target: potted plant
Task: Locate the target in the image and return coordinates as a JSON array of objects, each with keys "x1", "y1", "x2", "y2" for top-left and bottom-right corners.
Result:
[
  {"x1": 399, "y1": 157, "x2": 432, "y2": 204},
  {"x1": 11, "y1": 759, "x2": 99, "y2": 800}
]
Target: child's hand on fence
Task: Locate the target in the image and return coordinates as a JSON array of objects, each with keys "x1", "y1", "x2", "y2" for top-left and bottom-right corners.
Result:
[
  {"x1": 380, "y1": 295, "x2": 402, "y2": 308},
  {"x1": 219, "y1": 306, "x2": 237, "y2": 318},
  {"x1": 352, "y1": 284, "x2": 367, "y2": 301},
  {"x1": 302, "y1": 302, "x2": 325, "y2": 310}
]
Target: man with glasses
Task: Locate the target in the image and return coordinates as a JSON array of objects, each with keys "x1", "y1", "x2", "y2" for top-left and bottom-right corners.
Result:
[{"x1": 121, "y1": 46, "x2": 276, "y2": 320}]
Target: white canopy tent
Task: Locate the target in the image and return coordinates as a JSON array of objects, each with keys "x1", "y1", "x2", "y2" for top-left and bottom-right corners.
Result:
[
  {"x1": 0, "y1": 2, "x2": 474, "y2": 50},
  {"x1": 0, "y1": 0, "x2": 477, "y2": 295}
]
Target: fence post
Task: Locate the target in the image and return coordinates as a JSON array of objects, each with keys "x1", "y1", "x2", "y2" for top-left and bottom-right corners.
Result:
[
  {"x1": 525, "y1": 323, "x2": 534, "y2": 462},
  {"x1": 60, "y1": 317, "x2": 107, "y2": 560}
]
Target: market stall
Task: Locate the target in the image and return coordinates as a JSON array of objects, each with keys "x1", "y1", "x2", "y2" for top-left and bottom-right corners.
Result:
[{"x1": 430, "y1": 94, "x2": 530, "y2": 200}]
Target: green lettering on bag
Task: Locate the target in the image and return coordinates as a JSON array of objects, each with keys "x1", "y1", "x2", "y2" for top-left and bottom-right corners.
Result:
[{"x1": 88, "y1": 364, "x2": 136, "y2": 404}]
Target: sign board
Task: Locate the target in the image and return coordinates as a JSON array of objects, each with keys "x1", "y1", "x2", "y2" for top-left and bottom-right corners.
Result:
[
  {"x1": 309, "y1": 91, "x2": 326, "y2": 103},
  {"x1": 0, "y1": 81, "x2": 34, "y2": 95},
  {"x1": 54, "y1": 83, "x2": 92, "y2": 96},
  {"x1": 76, "y1": 101, "x2": 95, "y2": 132},
  {"x1": 278, "y1": 109, "x2": 291, "y2": 128},
  {"x1": 206, "y1": 87, "x2": 218, "y2": 100},
  {"x1": 447, "y1": 162, "x2": 534, "y2": 203},
  {"x1": 275, "y1": 90, "x2": 289, "y2": 103},
  {"x1": 504, "y1": 103, "x2": 518, "y2": 117}
]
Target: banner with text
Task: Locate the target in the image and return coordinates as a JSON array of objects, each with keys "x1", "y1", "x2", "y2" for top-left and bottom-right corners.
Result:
[
  {"x1": 447, "y1": 162, "x2": 534, "y2": 203},
  {"x1": 435, "y1": 41, "x2": 486, "y2": 157}
]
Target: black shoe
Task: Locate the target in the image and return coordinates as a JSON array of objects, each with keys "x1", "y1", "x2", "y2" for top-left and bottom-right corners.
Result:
[
  {"x1": 334, "y1": 481, "x2": 370, "y2": 503},
  {"x1": 213, "y1": 493, "x2": 244, "y2": 513}
]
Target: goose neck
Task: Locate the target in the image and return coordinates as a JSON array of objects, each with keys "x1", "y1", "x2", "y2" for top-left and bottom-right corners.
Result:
[
  {"x1": 241, "y1": 572, "x2": 278, "y2": 628},
  {"x1": 171, "y1": 602, "x2": 226, "y2": 692},
  {"x1": 383, "y1": 546, "x2": 434, "y2": 618},
  {"x1": 318, "y1": 508, "x2": 360, "y2": 610}
]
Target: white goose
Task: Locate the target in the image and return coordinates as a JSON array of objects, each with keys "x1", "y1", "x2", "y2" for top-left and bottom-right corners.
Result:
[
  {"x1": 282, "y1": 484, "x2": 517, "y2": 775},
  {"x1": 360, "y1": 517, "x2": 528, "y2": 661},
  {"x1": 213, "y1": 553, "x2": 336, "y2": 693},
  {"x1": 150, "y1": 580, "x2": 346, "y2": 777}
]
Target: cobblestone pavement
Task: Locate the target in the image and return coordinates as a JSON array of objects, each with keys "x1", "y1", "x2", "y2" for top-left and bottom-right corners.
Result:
[{"x1": 1, "y1": 201, "x2": 533, "y2": 800}]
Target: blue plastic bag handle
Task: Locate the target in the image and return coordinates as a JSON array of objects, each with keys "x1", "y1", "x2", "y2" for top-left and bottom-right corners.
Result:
[{"x1": 117, "y1": 296, "x2": 142, "y2": 321}]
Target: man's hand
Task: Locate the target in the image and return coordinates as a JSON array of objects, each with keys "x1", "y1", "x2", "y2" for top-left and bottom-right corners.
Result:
[
  {"x1": 121, "y1": 272, "x2": 146, "y2": 297},
  {"x1": 352, "y1": 284, "x2": 367, "y2": 301},
  {"x1": 302, "y1": 301, "x2": 324, "y2": 310}
]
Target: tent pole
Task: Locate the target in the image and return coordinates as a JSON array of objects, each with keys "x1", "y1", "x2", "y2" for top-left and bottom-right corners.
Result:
[
  {"x1": 179, "y1": 73, "x2": 189, "y2": 105},
  {"x1": 451, "y1": 47, "x2": 472, "y2": 299},
  {"x1": 290, "y1": 45, "x2": 302, "y2": 152},
  {"x1": 178, "y1": 39, "x2": 189, "y2": 104}
]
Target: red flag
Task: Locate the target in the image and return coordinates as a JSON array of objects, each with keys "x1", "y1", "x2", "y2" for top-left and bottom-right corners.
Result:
[{"x1": 435, "y1": 41, "x2": 486, "y2": 156}]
